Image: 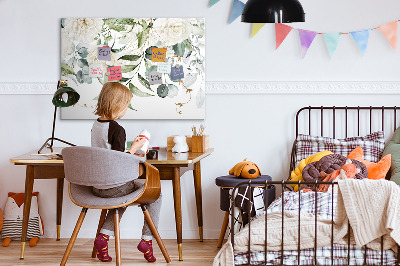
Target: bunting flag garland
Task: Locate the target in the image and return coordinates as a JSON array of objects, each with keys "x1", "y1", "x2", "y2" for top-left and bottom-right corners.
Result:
[
  {"x1": 298, "y1": 29, "x2": 317, "y2": 58},
  {"x1": 207, "y1": 3, "x2": 400, "y2": 58},
  {"x1": 275, "y1": 23, "x2": 293, "y2": 49},
  {"x1": 351, "y1": 29, "x2": 370, "y2": 55},
  {"x1": 378, "y1": 21, "x2": 398, "y2": 50},
  {"x1": 251, "y1": 23, "x2": 266, "y2": 38},
  {"x1": 229, "y1": 0, "x2": 245, "y2": 24},
  {"x1": 323, "y1": 33, "x2": 341, "y2": 58},
  {"x1": 209, "y1": 0, "x2": 221, "y2": 7}
]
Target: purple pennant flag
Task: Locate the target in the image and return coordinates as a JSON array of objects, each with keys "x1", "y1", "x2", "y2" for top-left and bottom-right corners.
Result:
[
  {"x1": 298, "y1": 29, "x2": 317, "y2": 58},
  {"x1": 229, "y1": 0, "x2": 245, "y2": 24}
]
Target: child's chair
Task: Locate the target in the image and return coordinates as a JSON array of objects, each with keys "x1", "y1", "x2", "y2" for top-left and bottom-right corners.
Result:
[{"x1": 60, "y1": 146, "x2": 171, "y2": 265}]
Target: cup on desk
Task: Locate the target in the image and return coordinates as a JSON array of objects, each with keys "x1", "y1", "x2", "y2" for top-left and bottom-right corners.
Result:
[{"x1": 146, "y1": 150, "x2": 158, "y2": 160}]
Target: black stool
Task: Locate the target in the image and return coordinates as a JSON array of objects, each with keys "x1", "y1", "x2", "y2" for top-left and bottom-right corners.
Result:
[{"x1": 215, "y1": 175, "x2": 275, "y2": 248}]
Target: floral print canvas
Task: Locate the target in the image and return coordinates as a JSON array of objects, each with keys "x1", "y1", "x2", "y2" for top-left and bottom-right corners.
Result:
[{"x1": 60, "y1": 18, "x2": 205, "y2": 119}]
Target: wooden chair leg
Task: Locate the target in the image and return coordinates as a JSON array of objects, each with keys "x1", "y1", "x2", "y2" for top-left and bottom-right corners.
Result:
[
  {"x1": 60, "y1": 208, "x2": 88, "y2": 266},
  {"x1": 114, "y1": 210, "x2": 121, "y2": 266},
  {"x1": 141, "y1": 205, "x2": 171, "y2": 263},
  {"x1": 217, "y1": 211, "x2": 230, "y2": 248},
  {"x1": 91, "y1": 209, "x2": 108, "y2": 258}
]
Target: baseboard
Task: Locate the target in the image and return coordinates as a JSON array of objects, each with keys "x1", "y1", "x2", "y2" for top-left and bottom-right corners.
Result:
[{"x1": 1, "y1": 81, "x2": 400, "y2": 95}]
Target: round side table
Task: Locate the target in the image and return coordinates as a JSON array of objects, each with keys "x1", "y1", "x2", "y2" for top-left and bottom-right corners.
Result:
[{"x1": 215, "y1": 175, "x2": 275, "y2": 248}]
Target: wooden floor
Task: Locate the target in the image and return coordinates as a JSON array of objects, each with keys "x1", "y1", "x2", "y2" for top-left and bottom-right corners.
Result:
[{"x1": 0, "y1": 239, "x2": 221, "y2": 265}]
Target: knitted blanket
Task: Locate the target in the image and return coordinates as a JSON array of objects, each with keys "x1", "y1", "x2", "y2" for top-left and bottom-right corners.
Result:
[{"x1": 214, "y1": 179, "x2": 400, "y2": 266}]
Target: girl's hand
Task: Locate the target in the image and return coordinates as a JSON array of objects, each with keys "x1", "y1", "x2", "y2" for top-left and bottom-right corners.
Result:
[
  {"x1": 129, "y1": 137, "x2": 147, "y2": 154},
  {"x1": 134, "y1": 148, "x2": 149, "y2": 157}
]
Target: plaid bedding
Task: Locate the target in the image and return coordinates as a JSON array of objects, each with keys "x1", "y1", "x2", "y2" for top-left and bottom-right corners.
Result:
[
  {"x1": 294, "y1": 131, "x2": 385, "y2": 166},
  {"x1": 234, "y1": 191, "x2": 397, "y2": 265}
]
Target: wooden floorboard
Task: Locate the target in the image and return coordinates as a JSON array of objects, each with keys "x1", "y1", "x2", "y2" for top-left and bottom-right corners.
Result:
[{"x1": 0, "y1": 239, "x2": 221, "y2": 265}]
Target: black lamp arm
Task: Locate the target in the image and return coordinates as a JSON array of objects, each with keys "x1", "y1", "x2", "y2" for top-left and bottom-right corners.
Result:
[{"x1": 37, "y1": 105, "x2": 76, "y2": 154}]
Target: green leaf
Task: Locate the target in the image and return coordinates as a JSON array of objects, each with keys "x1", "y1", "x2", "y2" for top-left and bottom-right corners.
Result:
[
  {"x1": 129, "y1": 83, "x2": 154, "y2": 97},
  {"x1": 137, "y1": 28, "x2": 150, "y2": 48},
  {"x1": 61, "y1": 63, "x2": 76, "y2": 76},
  {"x1": 121, "y1": 65, "x2": 138, "y2": 73},
  {"x1": 119, "y1": 77, "x2": 130, "y2": 83},
  {"x1": 93, "y1": 96, "x2": 99, "y2": 100},
  {"x1": 138, "y1": 73, "x2": 153, "y2": 91},
  {"x1": 77, "y1": 59, "x2": 88, "y2": 68},
  {"x1": 128, "y1": 104, "x2": 137, "y2": 111},
  {"x1": 116, "y1": 18, "x2": 135, "y2": 25},
  {"x1": 192, "y1": 25, "x2": 205, "y2": 36},
  {"x1": 111, "y1": 45, "x2": 127, "y2": 53},
  {"x1": 183, "y1": 39, "x2": 193, "y2": 51},
  {"x1": 173, "y1": 42, "x2": 185, "y2": 57},
  {"x1": 118, "y1": 55, "x2": 141, "y2": 61}
]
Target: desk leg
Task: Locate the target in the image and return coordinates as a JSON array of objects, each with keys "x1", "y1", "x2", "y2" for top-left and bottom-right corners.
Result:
[
  {"x1": 20, "y1": 165, "x2": 35, "y2": 259},
  {"x1": 193, "y1": 161, "x2": 203, "y2": 242},
  {"x1": 56, "y1": 178, "x2": 64, "y2": 241},
  {"x1": 172, "y1": 167, "x2": 183, "y2": 261}
]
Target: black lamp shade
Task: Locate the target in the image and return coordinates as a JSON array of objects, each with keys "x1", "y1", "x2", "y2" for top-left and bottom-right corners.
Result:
[
  {"x1": 52, "y1": 86, "x2": 80, "y2": 107},
  {"x1": 241, "y1": 0, "x2": 305, "y2": 23}
]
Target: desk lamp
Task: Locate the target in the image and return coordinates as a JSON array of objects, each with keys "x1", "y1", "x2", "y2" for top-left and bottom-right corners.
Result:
[
  {"x1": 38, "y1": 80, "x2": 80, "y2": 154},
  {"x1": 241, "y1": 0, "x2": 305, "y2": 23}
]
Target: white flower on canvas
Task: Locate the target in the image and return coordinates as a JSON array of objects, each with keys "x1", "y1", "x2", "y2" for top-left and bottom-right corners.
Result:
[
  {"x1": 152, "y1": 18, "x2": 192, "y2": 46},
  {"x1": 61, "y1": 30, "x2": 74, "y2": 61},
  {"x1": 64, "y1": 18, "x2": 104, "y2": 44}
]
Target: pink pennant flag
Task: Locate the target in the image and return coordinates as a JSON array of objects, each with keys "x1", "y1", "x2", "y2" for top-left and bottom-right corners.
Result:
[
  {"x1": 275, "y1": 23, "x2": 293, "y2": 49},
  {"x1": 378, "y1": 21, "x2": 398, "y2": 50},
  {"x1": 298, "y1": 29, "x2": 317, "y2": 58}
]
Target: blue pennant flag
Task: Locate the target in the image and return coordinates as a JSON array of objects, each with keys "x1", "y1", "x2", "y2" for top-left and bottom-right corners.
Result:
[
  {"x1": 323, "y1": 33, "x2": 341, "y2": 58},
  {"x1": 209, "y1": 0, "x2": 221, "y2": 7},
  {"x1": 351, "y1": 29, "x2": 371, "y2": 55},
  {"x1": 229, "y1": 0, "x2": 245, "y2": 24}
]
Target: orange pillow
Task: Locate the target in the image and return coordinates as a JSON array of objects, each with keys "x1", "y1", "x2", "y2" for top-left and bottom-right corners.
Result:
[{"x1": 347, "y1": 146, "x2": 391, "y2": 180}]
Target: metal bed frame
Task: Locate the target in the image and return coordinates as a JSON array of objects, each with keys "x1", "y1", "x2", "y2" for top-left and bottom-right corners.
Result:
[{"x1": 230, "y1": 106, "x2": 400, "y2": 266}]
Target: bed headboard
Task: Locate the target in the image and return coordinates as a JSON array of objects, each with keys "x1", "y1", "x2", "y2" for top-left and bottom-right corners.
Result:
[{"x1": 290, "y1": 106, "x2": 400, "y2": 179}]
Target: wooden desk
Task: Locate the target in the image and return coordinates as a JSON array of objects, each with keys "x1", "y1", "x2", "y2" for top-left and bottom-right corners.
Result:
[{"x1": 10, "y1": 147, "x2": 213, "y2": 261}]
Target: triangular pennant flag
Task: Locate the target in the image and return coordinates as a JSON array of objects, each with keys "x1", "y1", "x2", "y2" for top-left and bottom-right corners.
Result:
[
  {"x1": 323, "y1": 33, "x2": 341, "y2": 58},
  {"x1": 275, "y1": 23, "x2": 293, "y2": 49},
  {"x1": 209, "y1": 0, "x2": 220, "y2": 7},
  {"x1": 378, "y1": 21, "x2": 398, "y2": 50},
  {"x1": 251, "y1": 23, "x2": 266, "y2": 38},
  {"x1": 298, "y1": 29, "x2": 317, "y2": 58},
  {"x1": 229, "y1": 0, "x2": 245, "y2": 24},
  {"x1": 351, "y1": 29, "x2": 370, "y2": 55}
]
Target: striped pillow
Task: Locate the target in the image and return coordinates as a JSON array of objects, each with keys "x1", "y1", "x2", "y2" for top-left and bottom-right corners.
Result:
[{"x1": 294, "y1": 131, "x2": 385, "y2": 166}]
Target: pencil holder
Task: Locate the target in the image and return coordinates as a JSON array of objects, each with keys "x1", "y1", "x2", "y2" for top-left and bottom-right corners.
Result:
[{"x1": 191, "y1": 135, "x2": 209, "y2": 153}]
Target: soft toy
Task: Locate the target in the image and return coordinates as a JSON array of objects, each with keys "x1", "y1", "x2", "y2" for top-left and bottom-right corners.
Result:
[
  {"x1": 229, "y1": 159, "x2": 261, "y2": 179},
  {"x1": 0, "y1": 208, "x2": 3, "y2": 232},
  {"x1": 1, "y1": 192, "x2": 44, "y2": 247},
  {"x1": 172, "y1": 135, "x2": 189, "y2": 153},
  {"x1": 289, "y1": 150, "x2": 333, "y2": 191},
  {"x1": 348, "y1": 146, "x2": 391, "y2": 180}
]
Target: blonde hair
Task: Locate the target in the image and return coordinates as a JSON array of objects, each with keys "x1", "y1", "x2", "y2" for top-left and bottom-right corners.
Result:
[{"x1": 95, "y1": 82, "x2": 132, "y2": 120}]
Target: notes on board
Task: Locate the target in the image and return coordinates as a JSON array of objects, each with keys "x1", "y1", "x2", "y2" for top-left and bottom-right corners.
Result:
[
  {"x1": 157, "y1": 62, "x2": 169, "y2": 73},
  {"x1": 151, "y1": 47, "x2": 167, "y2": 62},
  {"x1": 149, "y1": 71, "x2": 163, "y2": 85},
  {"x1": 107, "y1": 66, "x2": 122, "y2": 81},
  {"x1": 89, "y1": 64, "x2": 104, "y2": 78},
  {"x1": 98, "y1": 46, "x2": 111, "y2": 61},
  {"x1": 170, "y1": 65, "x2": 184, "y2": 80}
]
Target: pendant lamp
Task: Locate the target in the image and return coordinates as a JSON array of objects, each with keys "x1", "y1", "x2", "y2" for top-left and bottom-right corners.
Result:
[
  {"x1": 38, "y1": 80, "x2": 80, "y2": 154},
  {"x1": 242, "y1": 0, "x2": 305, "y2": 23}
]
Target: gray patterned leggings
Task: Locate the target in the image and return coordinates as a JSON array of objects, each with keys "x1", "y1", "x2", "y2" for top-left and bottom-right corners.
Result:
[{"x1": 92, "y1": 179, "x2": 162, "y2": 240}]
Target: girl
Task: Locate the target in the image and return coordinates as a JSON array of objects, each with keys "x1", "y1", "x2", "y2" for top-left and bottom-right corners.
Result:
[{"x1": 91, "y1": 82, "x2": 162, "y2": 263}]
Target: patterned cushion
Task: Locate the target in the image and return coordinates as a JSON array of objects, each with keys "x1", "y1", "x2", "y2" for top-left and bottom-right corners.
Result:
[{"x1": 294, "y1": 131, "x2": 385, "y2": 166}]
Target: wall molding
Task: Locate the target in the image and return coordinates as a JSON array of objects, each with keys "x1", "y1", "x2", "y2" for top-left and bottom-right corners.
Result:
[{"x1": 1, "y1": 81, "x2": 400, "y2": 95}]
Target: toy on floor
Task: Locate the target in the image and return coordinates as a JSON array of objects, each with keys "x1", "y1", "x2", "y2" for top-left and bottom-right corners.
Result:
[
  {"x1": 1, "y1": 192, "x2": 44, "y2": 247},
  {"x1": 229, "y1": 159, "x2": 261, "y2": 179}
]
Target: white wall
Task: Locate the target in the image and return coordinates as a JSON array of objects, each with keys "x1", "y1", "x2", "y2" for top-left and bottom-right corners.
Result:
[{"x1": 1, "y1": 0, "x2": 400, "y2": 239}]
